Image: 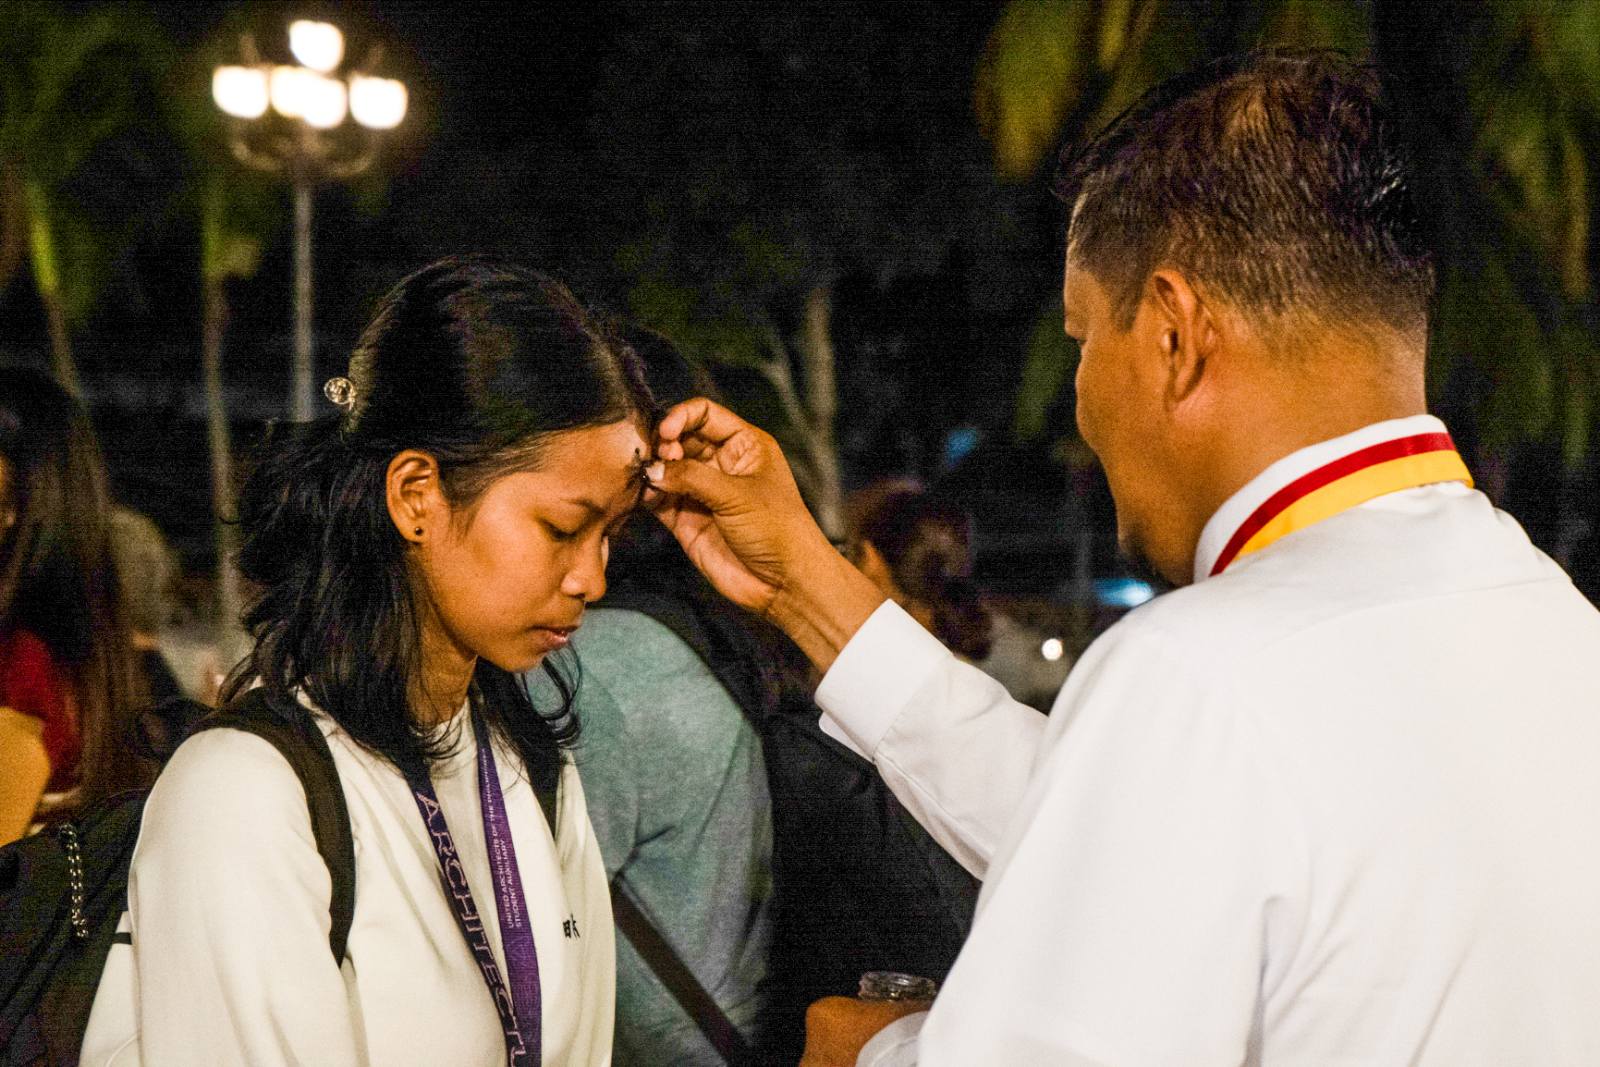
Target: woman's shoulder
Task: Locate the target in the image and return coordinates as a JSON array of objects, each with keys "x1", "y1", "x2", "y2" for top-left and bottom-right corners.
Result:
[
  {"x1": 0, "y1": 627, "x2": 79, "y2": 787},
  {"x1": 128, "y1": 723, "x2": 350, "y2": 958},
  {"x1": 141, "y1": 727, "x2": 317, "y2": 848}
]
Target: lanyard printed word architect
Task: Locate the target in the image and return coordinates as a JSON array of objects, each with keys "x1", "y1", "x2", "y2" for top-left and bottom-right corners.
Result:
[
  {"x1": 409, "y1": 711, "x2": 543, "y2": 1067},
  {"x1": 1210, "y1": 431, "x2": 1474, "y2": 577}
]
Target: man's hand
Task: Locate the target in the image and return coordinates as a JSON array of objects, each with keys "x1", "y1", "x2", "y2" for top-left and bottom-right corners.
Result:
[
  {"x1": 646, "y1": 398, "x2": 886, "y2": 671},
  {"x1": 646, "y1": 398, "x2": 812, "y2": 617}
]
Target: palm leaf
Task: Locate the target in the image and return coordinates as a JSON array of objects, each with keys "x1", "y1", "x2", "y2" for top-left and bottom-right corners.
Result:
[
  {"x1": 975, "y1": 0, "x2": 1094, "y2": 181},
  {"x1": 1259, "y1": 0, "x2": 1371, "y2": 53}
]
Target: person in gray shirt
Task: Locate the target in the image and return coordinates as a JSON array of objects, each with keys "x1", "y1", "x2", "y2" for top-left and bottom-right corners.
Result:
[{"x1": 549, "y1": 597, "x2": 774, "y2": 1064}]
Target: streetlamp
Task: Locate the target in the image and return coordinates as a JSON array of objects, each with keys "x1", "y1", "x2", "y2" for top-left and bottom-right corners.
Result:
[{"x1": 212, "y1": 20, "x2": 407, "y2": 421}]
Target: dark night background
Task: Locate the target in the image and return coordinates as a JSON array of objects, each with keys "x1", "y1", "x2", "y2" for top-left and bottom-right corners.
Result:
[{"x1": 4, "y1": 0, "x2": 1598, "y2": 644}]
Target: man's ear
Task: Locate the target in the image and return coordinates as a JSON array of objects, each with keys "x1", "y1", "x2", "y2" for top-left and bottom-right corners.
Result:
[
  {"x1": 1148, "y1": 268, "x2": 1218, "y2": 407},
  {"x1": 386, "y1": 450, "x2": 445, "y2": 544}
]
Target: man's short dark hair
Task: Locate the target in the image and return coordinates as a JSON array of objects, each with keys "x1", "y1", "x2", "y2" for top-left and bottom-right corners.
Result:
[{"x1": 1055, "y1": 50, "x2": 1434, "y2": 337}]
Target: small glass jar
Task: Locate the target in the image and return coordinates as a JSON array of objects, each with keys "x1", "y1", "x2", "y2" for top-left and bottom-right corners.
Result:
[
  {"x1": 857, "y1": 971, "x2": 938, "y2": 1002},
  {"x1": 799, "y1": 973, "x2": 938, "y2": 1067}
]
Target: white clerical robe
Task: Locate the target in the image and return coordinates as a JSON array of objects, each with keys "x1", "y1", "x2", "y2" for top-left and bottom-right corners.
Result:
[{"x1": 819, "y1": 415, "x2": 1600, "y2": 1066}]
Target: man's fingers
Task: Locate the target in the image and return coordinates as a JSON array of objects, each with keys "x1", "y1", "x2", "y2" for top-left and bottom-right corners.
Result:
[
  {"x1": 640, "y1": 479, "x2": 670, "y2": 514},
  {"x1": 646, "y1": 455, "x2": 738, "y2": 512},
  {"x1": 657, "y1": 397, "x2": 750, "y2": 449},
  {"x1": 676, "y1": 434, "x2": 720, "y2": 463}
]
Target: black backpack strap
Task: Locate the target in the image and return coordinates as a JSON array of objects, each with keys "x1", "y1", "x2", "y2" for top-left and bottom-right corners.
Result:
[
  {"x1": 191, "y1": 690, "x2": 357, "y2": 964},
  {"x1": 610, "y1": 877, "x2": 752, "y2": 1065}
]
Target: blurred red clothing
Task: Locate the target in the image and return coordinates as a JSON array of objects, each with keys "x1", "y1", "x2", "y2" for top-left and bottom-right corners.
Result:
[{"x1": 0, "y1": 628, "x2": 79, "y2": 791}]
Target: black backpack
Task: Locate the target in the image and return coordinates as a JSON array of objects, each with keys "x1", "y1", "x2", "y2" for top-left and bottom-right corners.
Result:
[
  {"x1": 0, "y1": 690, "x2": 355, "y2": 1067},
  {"x1": 600, "y1": 578, "x2": 981, "y2": 1063}
]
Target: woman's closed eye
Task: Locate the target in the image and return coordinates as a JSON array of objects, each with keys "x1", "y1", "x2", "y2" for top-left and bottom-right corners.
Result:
[{"x1": 545, "y1": 520, "x2": 583, "y2": 544}]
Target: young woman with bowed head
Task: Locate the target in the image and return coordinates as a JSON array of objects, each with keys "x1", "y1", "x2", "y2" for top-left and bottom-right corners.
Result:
[
  {"x1": 0, "y1": 366, "x2": 149, "y2": 845},
  {"x1": 80, "y1": 258, "x2": 656, "y2": 1066}
]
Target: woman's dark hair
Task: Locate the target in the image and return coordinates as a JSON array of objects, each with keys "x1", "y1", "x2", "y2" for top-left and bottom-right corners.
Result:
[
  {"x1": 0, "y1": 364, "x2": 150, "y2": 802},
  {"x1": 225, "y1": 257, "x2": 655, "y2": 784},
  {"x1": 847, "y1": 480, "x2": 993, "y2": 661},
  {"x1": 1056, "y1": 49, "x2": 1434, "y2": 337}
]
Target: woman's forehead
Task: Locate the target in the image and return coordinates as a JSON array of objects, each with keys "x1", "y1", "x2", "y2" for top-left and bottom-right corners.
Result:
[{"x1": 506, "y1": 420, "x2": 648, "y2": 506}]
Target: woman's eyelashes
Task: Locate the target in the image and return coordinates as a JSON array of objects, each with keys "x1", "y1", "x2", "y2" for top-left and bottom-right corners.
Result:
[
  {"x1": 545, "y1": 520, "x2": 583, "y2": 544},
  {"x1": 545, "y1": 516, "x2": 622, "y2": 546},
  {"x1": 543, "y1": 501, "x2": 631, "y2": 547}
]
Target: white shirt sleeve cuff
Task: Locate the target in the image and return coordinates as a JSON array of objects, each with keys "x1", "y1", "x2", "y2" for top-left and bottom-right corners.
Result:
[{"x1": 816, "y1": 600, "x2": 954, "y2": 759}]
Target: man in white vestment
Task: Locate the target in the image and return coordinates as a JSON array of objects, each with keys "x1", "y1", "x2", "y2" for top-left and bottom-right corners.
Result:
[{"x1": 645, "y1": 51, "x2": 1600, "y2": 1065}]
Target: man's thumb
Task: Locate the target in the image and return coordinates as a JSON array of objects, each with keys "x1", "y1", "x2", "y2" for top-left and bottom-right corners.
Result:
[{"x1": 647, "y1": 457, "x2": 740, "y2": 512}]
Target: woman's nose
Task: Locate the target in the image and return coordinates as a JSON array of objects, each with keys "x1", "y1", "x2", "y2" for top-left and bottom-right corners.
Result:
[{"x1": 560, "y1": 536, "x2": 608, "y2": 603}]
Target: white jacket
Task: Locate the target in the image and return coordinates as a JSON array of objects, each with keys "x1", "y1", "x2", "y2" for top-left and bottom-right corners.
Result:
[{"x1": 82, "y1": 698, "x2": 615, "y2": 1066}]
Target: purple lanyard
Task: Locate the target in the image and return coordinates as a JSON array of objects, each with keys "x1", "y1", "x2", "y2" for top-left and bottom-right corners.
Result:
[{"x1": 409, "y1": 710, "x2": 543, "y2": 1067}]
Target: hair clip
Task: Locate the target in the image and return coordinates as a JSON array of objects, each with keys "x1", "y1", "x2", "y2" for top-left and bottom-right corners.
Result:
[{"x1": 323, "y1": 376, "x2": 357, "y2": 413}]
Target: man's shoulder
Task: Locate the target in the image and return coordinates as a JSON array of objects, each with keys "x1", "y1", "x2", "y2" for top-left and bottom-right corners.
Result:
[
  {"x1": 570, "y1": 608, "x2": 750, "y2": 747},
  {"x1": 1096, "y1": 489, "x2": 1594, "y2": 683},
  {"x1": 1087, "y1": 569, "x2": 1307, "y2": 679}
]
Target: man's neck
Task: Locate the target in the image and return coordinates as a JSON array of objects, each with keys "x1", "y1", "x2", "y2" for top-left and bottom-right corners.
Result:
[
  {"x1": 1217, "y1": 405, "x2": 1426, "y2": 505},
  {"x1": 1168, "y1": 345, "x2": 1428, "y2": 586},
  {"x1": 1203, "y1": 332, "x2": 1428, "y2": 523},
  {"x1": 1179, "y1": 406, "x2": 1436, "y2": 585}
]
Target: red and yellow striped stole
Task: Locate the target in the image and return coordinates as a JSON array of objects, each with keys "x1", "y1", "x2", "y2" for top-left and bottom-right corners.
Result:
[{"x1": 1210, "y1": 432, "x2": 1473, "y2": 577}]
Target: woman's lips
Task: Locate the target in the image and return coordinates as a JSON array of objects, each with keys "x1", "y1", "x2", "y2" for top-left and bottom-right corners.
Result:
[{"x1": 533, "y1": 625, "x2": 578, "y2": 651}]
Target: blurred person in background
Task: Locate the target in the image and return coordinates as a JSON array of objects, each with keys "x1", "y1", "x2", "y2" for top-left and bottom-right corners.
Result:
[
  {"x1": 0, "y1": 365, "x2": 150, "y2": 845},
  {"x1": 845, "y1": 480, "x2": 993, "y2": 664},
  {"x1": 107, "y1": 506, "x2": 184, "y2": 707}
]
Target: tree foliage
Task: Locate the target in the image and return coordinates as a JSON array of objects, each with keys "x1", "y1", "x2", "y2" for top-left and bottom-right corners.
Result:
[
  {"x1": 981, "y1": 0, "x2": 1375, "y2": 443},
  {"x1": 975, "y1": 0, "x2": 1367, "y2": 186},
  {"x1": 0, "y1": 2, "x2": 175, "y2": 389},
  {"x1": 570, "y1": 4, "x2": 1016, "y2": 529},
  {"x1": 1435, "y1": 0, "x2": 1600, "y2": 472}
]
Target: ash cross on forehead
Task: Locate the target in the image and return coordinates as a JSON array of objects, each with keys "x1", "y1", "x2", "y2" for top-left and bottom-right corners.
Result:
[
  {"x1": 566, "y1": 449, "x2": 653, "y2": 521},
  {"x1": 626, "y1": 447, "x2": 652, "y2": 511}
]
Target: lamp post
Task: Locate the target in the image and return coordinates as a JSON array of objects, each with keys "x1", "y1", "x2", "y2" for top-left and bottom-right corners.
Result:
[{"x1": 212, "y1": 21, "x2": 407, "y2": 421}]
